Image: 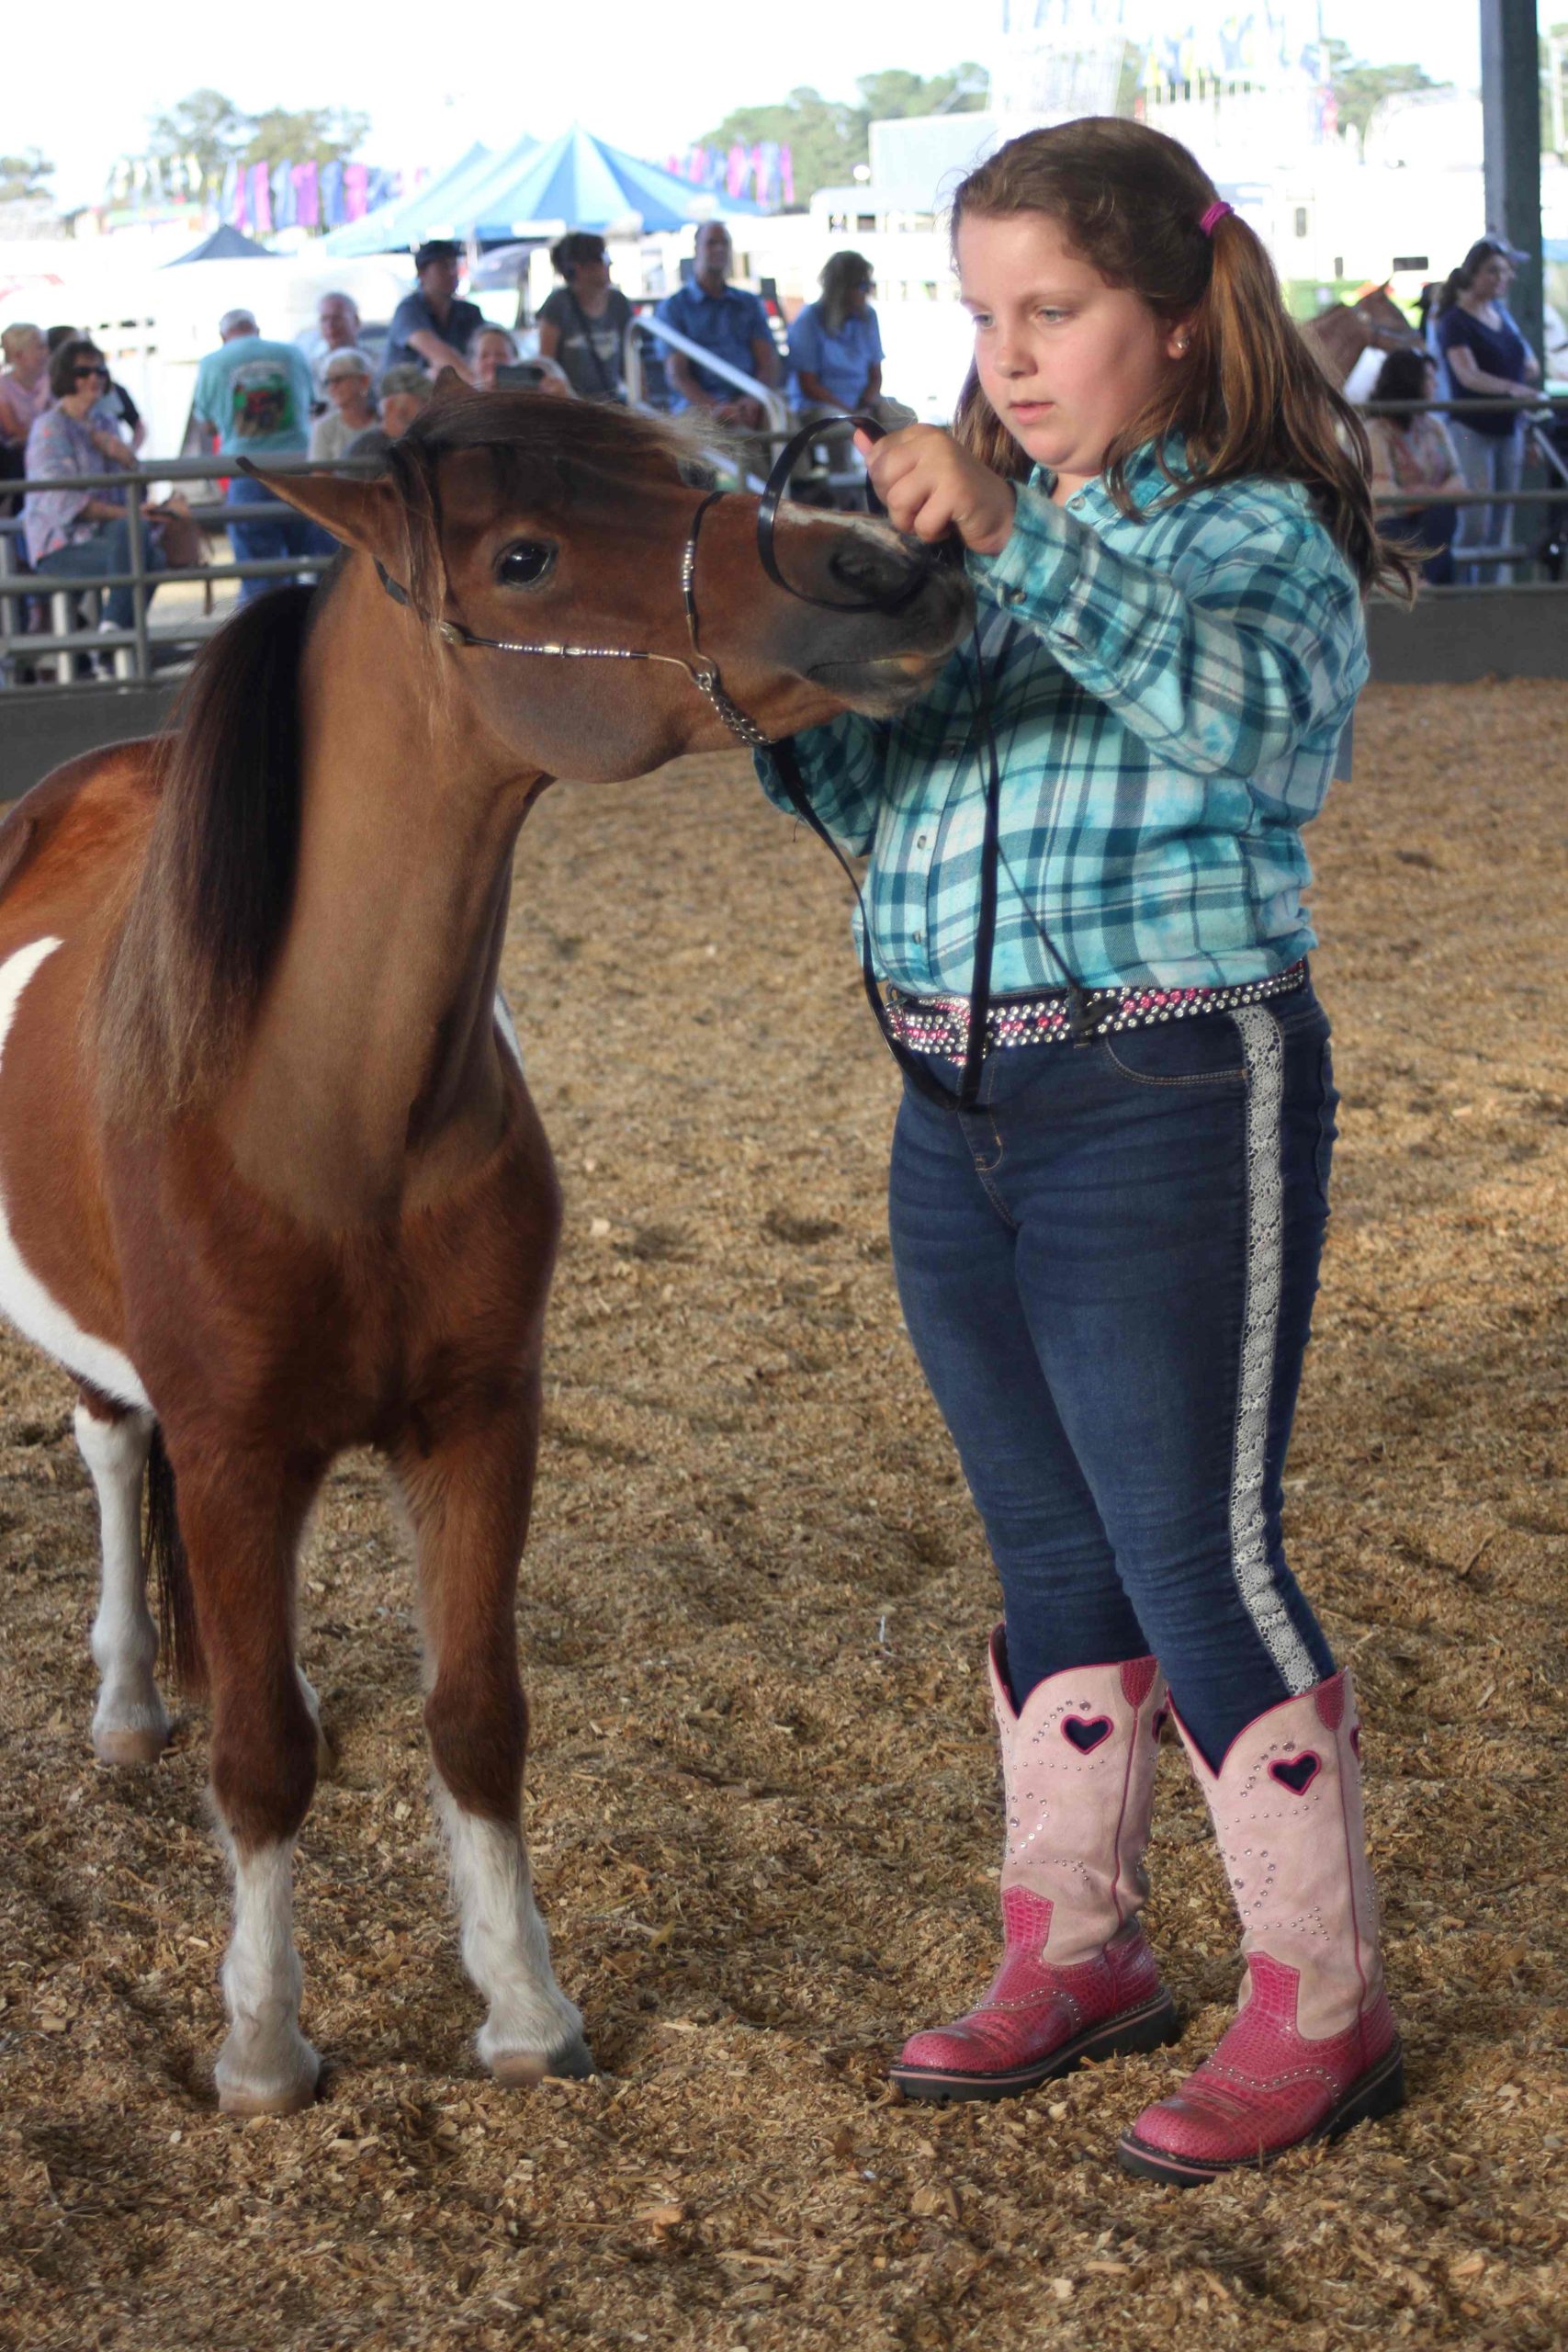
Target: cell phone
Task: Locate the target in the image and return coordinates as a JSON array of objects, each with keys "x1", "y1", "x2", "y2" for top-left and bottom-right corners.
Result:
[{"x1": 495, "y1": 362, "x2": 550, "y2": 390}]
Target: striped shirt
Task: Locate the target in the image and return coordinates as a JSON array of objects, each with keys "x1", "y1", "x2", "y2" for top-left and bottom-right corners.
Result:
[{"x1": 754, "y1": 441, "x2": 1367, "y2": 994}]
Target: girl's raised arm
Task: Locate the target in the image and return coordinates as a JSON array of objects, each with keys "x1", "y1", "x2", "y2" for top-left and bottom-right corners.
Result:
[{"x1": 970, "y1": 483, "x2": 1366, "y2": 813}]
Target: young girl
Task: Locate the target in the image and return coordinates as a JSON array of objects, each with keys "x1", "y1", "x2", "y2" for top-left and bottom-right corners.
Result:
[{"x1": 755, "y1": 119, "x2": 1413, "y2": 2184}]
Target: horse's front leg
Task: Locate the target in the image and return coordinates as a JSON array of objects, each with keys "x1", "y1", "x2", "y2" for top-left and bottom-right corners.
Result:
[
  {"x1": 74, "y1": 1390, "x2": 169, "y2": 1768},
  {"x1": 174, "y1": 1448, "x2": 324, "y2": 2115},
  {"x1": 395, "y1": 1384, "x2": 591, "y2": 2086}
]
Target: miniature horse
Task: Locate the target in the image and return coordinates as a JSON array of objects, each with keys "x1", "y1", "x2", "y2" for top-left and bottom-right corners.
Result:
[{"x1": 0, "y1": 387, "x2": 972, "y2": 2113}]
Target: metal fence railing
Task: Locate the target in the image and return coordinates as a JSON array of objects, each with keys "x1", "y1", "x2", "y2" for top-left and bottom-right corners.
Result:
[
  {"x1": 7, "y1": 388, "x2": 1568, "y2": 698},
  {"x1": 0, "y1": 454, "x2": 378, "y2": 695}
]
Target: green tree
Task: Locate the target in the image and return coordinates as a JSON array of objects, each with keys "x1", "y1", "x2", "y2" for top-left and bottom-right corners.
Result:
[
  {"x1": 241, "y1": 105, "x2": 371, "y2": 170},
  {"x1": 0, "y1": 147, "x2": 53, "y2": 202},
  {"x1": 1321, "y1": 40, "x2": 1443, "y2": 148},
  {"x1": 702, "y1": 63, "x2": 990, "y2": 206},
  {"x1": 146, "y1": 88, "x2": 249, "y2": 184}
]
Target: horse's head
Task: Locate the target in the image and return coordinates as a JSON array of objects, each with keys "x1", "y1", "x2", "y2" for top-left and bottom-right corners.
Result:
[{"x1": 253, "y1": 386, "x2": 975, "y2": 783}]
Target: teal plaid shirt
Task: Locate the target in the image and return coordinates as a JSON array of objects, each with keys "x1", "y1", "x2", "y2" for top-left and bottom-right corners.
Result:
[{"x1": 755, "y1": 442, "x2": 1367, "y2": 993}]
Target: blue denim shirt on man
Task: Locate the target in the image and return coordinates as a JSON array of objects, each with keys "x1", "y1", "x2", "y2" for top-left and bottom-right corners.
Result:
[{"x1": 655, "y1": 278, "x2": 773, "y2": 405}]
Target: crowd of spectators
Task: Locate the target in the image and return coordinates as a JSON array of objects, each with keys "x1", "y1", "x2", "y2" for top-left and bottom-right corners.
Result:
[{"x1": 14, "y1": 213, "x2": 1566, "y2": 668}]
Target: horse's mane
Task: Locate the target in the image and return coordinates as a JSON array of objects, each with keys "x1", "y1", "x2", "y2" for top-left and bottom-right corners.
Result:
[{"x1": 94, "y1": 389, "x2": 705, "y2": 1122}]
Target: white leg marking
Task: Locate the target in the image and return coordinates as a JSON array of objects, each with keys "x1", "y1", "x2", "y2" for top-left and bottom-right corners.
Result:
[
  {"x1": 75, "y1": 1402, "x2": 168, "y2": 1765},
  {"x1": 492, "y1": 989, "x2": 525, "y2": 1078},
  {"x1": 214, "y1": 1840, "x2": 319, "y2": 2116},
  {"x1": 0, "y1": 938, "x2": 150, "y2": 1408},
  {"x1": 434, "y1": 1786, "x2": 589, "y2": 2081},
  {"x1": 295, "y1": 1663, "x2": 333, "y2": 1779}
]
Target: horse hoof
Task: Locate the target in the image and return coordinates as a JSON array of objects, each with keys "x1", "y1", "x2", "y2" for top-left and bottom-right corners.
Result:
[
  {"x1": 491, "y1": 2036, "x2": 595, "y2": 2088},
  {"x1": 218, "y1": 2076, "x2": 320, "y2": 2119},
  {"x1": 93, "y1": 1725, "x2": 168, "y2": 1769}
]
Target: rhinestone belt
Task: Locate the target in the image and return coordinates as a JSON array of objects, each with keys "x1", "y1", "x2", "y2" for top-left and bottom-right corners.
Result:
[{"x1": 884, "y1": 961, "x2": 1309, "y2": 1061}]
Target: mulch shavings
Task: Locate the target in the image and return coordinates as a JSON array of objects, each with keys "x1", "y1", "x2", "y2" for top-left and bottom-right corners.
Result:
[{"x1": 0, "y1": 677, "x2": 1564, "y2": 2350}]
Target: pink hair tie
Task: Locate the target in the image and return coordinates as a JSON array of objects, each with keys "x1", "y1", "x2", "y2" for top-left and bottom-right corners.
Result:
[{"x1": 1199, "y1": 200, "x2": 1234, "y2": 237}]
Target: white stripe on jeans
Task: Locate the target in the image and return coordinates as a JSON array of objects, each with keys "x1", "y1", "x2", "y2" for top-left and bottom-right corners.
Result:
[{"x1": 1228, "y1": 1006, "x2": 1317, "y2": 1692}]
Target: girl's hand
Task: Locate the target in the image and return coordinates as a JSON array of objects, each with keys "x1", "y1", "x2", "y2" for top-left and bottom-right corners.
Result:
[{"x1": 854, "y1": 424, "x2": 1016, "y2": 556}]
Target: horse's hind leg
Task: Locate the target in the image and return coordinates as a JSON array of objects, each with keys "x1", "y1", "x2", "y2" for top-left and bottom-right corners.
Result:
[
  {"x1": 396, "y1": 1389, "x2": 591, "y2": 2086},
  {"x1": 174, "y1": 1450, "x2": 323, "y2": 2116},
  {"x1": 75, "y1": 1389, "x2": 168, "y2": 1768}
]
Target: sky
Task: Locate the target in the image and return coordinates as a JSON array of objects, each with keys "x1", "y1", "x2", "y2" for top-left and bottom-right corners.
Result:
[{"x1": 6, "y1": 0, "x2": 1486, "y2": 215}]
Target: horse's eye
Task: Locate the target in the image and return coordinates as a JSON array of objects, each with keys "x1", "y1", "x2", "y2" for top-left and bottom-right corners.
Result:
[{"x1": 497, "y1": 542, "x2": 555, "y2": 588}]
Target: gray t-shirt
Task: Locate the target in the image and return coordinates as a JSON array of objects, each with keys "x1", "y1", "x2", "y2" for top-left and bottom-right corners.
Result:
[{"x1": 537, "y1": 287, "x2": 632, "y2": 401}]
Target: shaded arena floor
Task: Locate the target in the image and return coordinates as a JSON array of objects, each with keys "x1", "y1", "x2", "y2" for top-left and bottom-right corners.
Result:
[{"x1": 1, "y1": 678, "x2": 1564, "y2": 2349}]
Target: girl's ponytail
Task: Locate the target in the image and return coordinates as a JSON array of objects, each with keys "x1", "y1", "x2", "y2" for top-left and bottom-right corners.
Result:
[{"x1": 950, "y1": 119, "x2": 1416, "y2": 601}]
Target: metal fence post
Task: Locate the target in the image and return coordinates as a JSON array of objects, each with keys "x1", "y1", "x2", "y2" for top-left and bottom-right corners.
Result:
[{"x1": 126, "y1": 477, "x2": 150, "y2": 685}]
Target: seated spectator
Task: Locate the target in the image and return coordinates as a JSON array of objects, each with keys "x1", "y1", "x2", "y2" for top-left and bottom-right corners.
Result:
[
  {"x1": 310, "y1": 351, "x2": 378, "y2": 459},
  {"x1": 537, "y1": 234, "x2": 632, "y2": 401},
  {"x1": 788, "y1": 252, "x2": 903, "y2": 424},
  {"x1": 344, "y1": 364, "x2": 434, "y2": 461},
  {"x1": 41, "y1": 323, "x2": 147, "y2": 453},
  {"x1": 310, "y1": 291, "x2": 369, "y2": 397},
  {"x1": 0, "y1": 324, "x2": 51, "y2": 477},
  {"x1": 385, "y1": 243, "x2": 485, "y2": 381},
  {"x1": 655, "y1": 223, "x2": 778, "y2": 427},
  {"x1": 1364, "y1": 348, "x2": 1467, "y2": 586},
  {"x1": 467, "y1": 325, "x2": 573, "y2": 399},
  {"x1": 22, "y1": 338, "x2": 189, "y2": 636},
  {"x1": 469, "y1": 325, "x2": 521, "y2": 390},
  {"x1": 193, "y1": 308, "x2": 328, "y2": 605}
]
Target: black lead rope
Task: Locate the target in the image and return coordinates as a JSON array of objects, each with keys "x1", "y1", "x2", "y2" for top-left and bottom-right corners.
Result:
[{"x1": 758, "y1": 412, "x2": 1088, "y2": 1115}]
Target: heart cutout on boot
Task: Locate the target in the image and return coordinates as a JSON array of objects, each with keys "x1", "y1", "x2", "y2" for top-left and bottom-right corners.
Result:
[
  {"x1": 1063, "y1": 1714, "x2": 1112, "y2": 1754},
  {"x1": 1269, "y1": 1752, "x2": 1321, "y2": 1795}
]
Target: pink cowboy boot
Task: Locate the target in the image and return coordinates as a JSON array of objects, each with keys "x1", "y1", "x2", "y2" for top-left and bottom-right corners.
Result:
[
  {"x1": 1118, "y1": 1671, "x2": 1404, "y2": 2183},
  {"x1": 892, "y1": 1629, "x2": 1179, "y2": 2102}
]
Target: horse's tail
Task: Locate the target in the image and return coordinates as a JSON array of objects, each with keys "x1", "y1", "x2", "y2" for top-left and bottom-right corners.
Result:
[{"x1": 145, "y1": 1426, "x2": 206, "y2": 1695}]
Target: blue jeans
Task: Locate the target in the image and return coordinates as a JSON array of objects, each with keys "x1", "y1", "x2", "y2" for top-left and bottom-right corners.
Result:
[
  {"x1": 887, "y1": 981, "x2": 1339, "y2": 1770},
  {"x1": 35, "y1": 519, "x2": 165, "y2": 632},
  {"x1": 224, "y1": 474, "x2": 333, "y2": 605},
  {"x1": 1448, "y1": 418, "x2": 1525, "y2": 585}
]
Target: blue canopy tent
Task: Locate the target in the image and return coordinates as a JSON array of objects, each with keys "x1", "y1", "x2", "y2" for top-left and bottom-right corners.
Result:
[
  {"x1": 463, "y1": 123, "x2": 761, "y2": 238},
  {"x1": 317, "y1": 140, "x2": 515, "y2": 258}
]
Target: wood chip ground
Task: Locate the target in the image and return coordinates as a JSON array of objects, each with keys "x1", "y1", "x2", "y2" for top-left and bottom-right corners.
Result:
[{"x1": 1, "y1": 679, "x2": 1564, "y2": 2349}]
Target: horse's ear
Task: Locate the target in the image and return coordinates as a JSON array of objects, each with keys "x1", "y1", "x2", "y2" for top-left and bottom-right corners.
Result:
[{"x1": 238, "y1": 461, "x2": 401, "y2": 560}]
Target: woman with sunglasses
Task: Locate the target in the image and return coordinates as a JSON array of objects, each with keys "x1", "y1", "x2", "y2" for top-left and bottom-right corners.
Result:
[{"x1": 22, "y1": 337, "x2": 186, "y2": 649}]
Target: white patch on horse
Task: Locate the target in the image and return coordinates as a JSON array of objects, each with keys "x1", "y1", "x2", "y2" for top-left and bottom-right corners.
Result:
[
  {"x1": 492, "y1": 989, "x2": 525, "y2": 1078},
  {"x1": 75, "y1": 1402, "x2": 168, "y2": 1765},
  {"x1": 0, "y1": 937, "x2": 151, "y2": 1408},
  {"x1": 214, "y1": 1840, "x2": 319, "y2": 2115},
  {"x1": 777, "y1": 503, "x2": 909, "y2": 558},
  {"x1": 434, "y1": 1786, "x2": 588, "y2": 2079}
]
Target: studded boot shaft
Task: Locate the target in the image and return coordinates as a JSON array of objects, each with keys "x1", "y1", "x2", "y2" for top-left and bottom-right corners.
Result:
[
  {"x1": 1119, "y1": 1671, "x2": 1404, "y2": 2183},
  {"x1": 893, "y1": 1631, "x2": 1179, "y2": 2102}
]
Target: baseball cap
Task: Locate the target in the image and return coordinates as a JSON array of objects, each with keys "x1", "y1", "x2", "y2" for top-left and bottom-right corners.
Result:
[{"x1": 413, "y1": 240, "x2": 462, "y2": 272}]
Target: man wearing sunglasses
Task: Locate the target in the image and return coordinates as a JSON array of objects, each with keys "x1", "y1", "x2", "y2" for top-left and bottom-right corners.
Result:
[{"x1": 21, "y1": 337, "x2": 186, "y2": 649}]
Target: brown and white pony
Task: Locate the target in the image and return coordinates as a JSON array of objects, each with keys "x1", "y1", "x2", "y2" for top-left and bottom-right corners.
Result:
[{"x1": 0, "y1": 387, "x2": 971, "y2": 2114}]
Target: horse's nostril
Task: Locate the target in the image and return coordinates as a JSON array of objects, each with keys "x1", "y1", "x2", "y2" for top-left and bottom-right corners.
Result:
[{"x1": 828, "y1": 538, "x2": 930, "y2": 603}]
